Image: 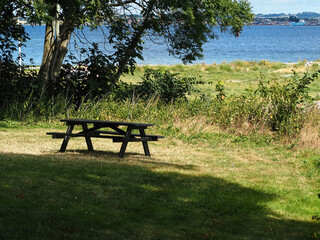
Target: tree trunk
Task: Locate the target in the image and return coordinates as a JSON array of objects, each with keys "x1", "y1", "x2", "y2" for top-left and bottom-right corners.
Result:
[
  {"x1": 39, "y1": 22, "x2": 73, "y2": 96},
  {"x1": 39, "y1": 24, "x2": 54, "y2": 95}
]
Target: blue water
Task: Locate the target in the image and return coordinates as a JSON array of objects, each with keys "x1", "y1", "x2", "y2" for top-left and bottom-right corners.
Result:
[{"x1": 19, "y1": 25, "x2": 320, "y2": 65}]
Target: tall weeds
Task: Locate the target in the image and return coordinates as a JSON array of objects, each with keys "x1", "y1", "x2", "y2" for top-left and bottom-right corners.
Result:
[{"x1": 2, "y1": 67, "x2": 320, "y2": 147}]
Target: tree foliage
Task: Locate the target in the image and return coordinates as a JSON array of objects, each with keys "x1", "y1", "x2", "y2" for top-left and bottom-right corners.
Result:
[
  {"x1": 0, "y1": 0, "x2": 28, "y2": 59},
  {"x1": 0, "y1": 0, "x2": 39, "y2": 116},
  {"x1": 24, "y1": 0, "x2": 253, "y2": 96}
]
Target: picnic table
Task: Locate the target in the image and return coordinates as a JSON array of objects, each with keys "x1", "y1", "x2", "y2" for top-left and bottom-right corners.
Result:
[{"x1": 47, "y1": 119, "x2": 164, "y2": 158}]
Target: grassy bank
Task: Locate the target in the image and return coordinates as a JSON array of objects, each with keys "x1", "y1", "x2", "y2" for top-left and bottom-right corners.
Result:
[{"x1": 0, "y1": 126, "x2": 319, "y2": 239}]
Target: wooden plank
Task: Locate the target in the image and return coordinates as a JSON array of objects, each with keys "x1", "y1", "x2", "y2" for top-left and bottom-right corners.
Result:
[
  {"x1": 47, "y1": 132, "x2": 122, "y2": 140},
  {"x1": 47, "y1": 132, "x2": 163, "y2": 141},
  {"x1": 95, "y1": 130, "x2": 164, "y2": 139},
  {"x1": 112, "y1": 137, "x2": 158, "y2": 142},
  {"x1": 60, "y1": 119, "x2": 153, "y2": 127},
  {"x1": 46, "y1": 132, "x2": 66, "y2": 139}
]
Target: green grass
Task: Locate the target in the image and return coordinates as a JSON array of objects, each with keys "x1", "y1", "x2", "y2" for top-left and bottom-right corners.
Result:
[
  {"x1": 1, "y1": 61, "x2": 320, "y2": 239},
  {"x1": 0, "y1": 126, "x2": 319, "y2": 239},
  {"x1": 121, "y1": 61, "x2": 320, "y2": 97}
]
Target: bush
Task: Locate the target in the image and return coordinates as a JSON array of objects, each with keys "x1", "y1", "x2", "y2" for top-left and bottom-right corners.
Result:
[
  {"x1": 54, "y1": 43, "x2": 140, "y2": 105},
  {"x1": 137, "y1": 68, "x2": 195, "y2": 103},
  {"x1": 211, "y1": 70, "x2": 320, "y2": 136},
  {"x1": 0, "y1": 62, "x2": 40, "y2": 120},
  {"x1": 255, "y1": 71, "x2": 319, "y2": 135},
  {"x1": 54, "y1": 44, "x2": 118, "y2": 105}
]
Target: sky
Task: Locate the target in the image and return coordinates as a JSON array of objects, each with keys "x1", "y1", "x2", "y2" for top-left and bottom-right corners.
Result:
[{"x1": 249, "y1": 0, "x2": 320, "y2": 14}]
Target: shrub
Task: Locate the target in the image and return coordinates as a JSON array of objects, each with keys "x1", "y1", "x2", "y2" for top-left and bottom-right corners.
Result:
[
  {"x1": 219, "y1": 62, "x2": 233, "y2": 72},
  {"x1": 137, "y1": 68, "x2": 195, "y2": 103},
  {"x1": 0, "y1": 63, "x2": 40, "y2": 120},
  {"x1": 215, "y1": 80, "x2": 226, "y2": 102},
  {"x1": 255, "y1": 71, "x2": 319, "y2": 135},
  {"x1": 210, "y1": 70, "x2": 320, "y2": 136},
  {"x1": 54, "y1": 43, "x2": 119, "y2": 105}
]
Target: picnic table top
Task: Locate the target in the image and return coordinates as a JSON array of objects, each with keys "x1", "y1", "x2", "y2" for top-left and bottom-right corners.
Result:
[{"x1": 60, "y1": 119, "x2": 154, "y2": 127}]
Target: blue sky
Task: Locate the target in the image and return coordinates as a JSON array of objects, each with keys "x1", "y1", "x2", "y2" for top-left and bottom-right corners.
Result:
[{"x1": 250, "y1": 0, "x2": 320, "y2": 14}]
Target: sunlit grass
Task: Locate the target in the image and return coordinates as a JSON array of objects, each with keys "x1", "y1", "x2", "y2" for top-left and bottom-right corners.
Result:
[{"x1": 121, "y1": 60, "x2": 320, "y2": 97}]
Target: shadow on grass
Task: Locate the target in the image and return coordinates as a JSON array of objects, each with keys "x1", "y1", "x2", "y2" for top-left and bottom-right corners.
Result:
[
  {"x1": 67, "y1": 149, "x2": 121, "y2": 157},
  {"x1": 0, "y1": 152, "x2": 318, "y2": 240},
  {"x1": 65, "y1": 149, "x2": 196, "y2": 170}
]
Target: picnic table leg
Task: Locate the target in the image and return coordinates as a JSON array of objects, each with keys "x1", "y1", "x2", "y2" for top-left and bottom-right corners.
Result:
[
  {"x1": 139, "y1": 128, "x2": 151, "y2": 157},
  {"x1": 118, "y1": 126, "x2": 133, "y2": 158},
  {"x1": 59, "y1": 125, "x2": 74, "y2": 152},
  {"x1": 82, "y1": 123, "x2": 94, "y2": 152}
]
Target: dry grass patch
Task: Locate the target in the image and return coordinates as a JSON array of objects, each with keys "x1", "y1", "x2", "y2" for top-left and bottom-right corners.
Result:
[
  {"x1": 275, "y1": 65, "x2": 307, "y2": 74},
  {"x1": 172, "y1": 116, "x2": 218, "y2": 136},
  {"x1": 299, "y1": 123, "x2": 320, "y2": 149},
  {"x1": 275, "y1": 63, "x2": 320, "y2": 74}
]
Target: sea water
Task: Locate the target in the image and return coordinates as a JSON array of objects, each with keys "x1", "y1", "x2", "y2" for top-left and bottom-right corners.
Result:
[{"x1": 19, "y1": 25, "x2": 320, "y2": 65}]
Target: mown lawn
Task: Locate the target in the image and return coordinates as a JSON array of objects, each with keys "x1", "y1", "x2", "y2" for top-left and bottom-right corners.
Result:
[{"x1": 0, "y1": 126, "x2": 319, "y2": 239}]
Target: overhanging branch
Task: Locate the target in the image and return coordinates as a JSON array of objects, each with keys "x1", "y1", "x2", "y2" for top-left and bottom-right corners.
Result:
[{"x1": 108, "y1": 0, "x2": 137, "y2": 7}]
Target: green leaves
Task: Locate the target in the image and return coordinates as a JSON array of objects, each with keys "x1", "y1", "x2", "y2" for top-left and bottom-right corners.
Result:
[
  {"x1": 3, "y1": 0, "x2": 253, "y2": 103},
  {"x1": 138, "y1": 68, "x2": 195, "y2": 103},
  {"x1": 253, "y1": 70, "x2": 320, "y2": 135},
  {"x1": 28, "y1": 0, "x2": 253, "y2": 70},
  {"x1": 151, "y1": 0, "x2": 253, "y2": 63}
]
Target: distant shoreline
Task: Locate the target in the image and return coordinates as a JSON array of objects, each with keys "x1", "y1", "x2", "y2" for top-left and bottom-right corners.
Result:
[
  {"x1": 25, "y1": 60, "x2": 320, "y2": 69},
  {"x1": 21, "y1": 23, "x2": 320, "y2": 27}
]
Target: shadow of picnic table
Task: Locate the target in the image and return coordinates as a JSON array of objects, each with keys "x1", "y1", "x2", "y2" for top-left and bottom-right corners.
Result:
[{"x1": 0, "y1": 152, "x2": 318, "y2": 240}]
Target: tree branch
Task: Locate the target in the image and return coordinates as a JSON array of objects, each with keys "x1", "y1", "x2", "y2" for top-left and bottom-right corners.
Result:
[
  {"x1": 108, "y1": 0, "x2": 137, "y2": 7},
  {"x1": 110, "y1": 0, "x2": 155, "y2": 89}
]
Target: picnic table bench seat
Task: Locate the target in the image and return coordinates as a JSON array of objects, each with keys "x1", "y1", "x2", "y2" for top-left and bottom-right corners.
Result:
[{"x1": 46, "y1": 119, "x2": 164, "y2": 158}]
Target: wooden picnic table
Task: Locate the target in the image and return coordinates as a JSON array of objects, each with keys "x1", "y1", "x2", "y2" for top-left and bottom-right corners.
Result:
[{"x1": 47, "y1": 119, "x2": 164, "y2": 158}]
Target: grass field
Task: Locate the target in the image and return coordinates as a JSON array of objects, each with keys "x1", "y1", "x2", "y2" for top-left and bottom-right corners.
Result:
[
  {"x1": 0, "y1": 124, "x2": 319, "y2": 239},
  {"x1": 121, "y1": 60, "x2": 320, "y2": 98},
  {"x1": 1, "y1": 61, "x2": 320, "y2": 239}
]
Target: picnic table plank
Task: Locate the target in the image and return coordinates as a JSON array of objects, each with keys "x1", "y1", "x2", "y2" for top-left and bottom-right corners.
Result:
[{"x1": 61, "y1": 119, "x2": 153, "y2": 127}]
